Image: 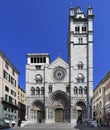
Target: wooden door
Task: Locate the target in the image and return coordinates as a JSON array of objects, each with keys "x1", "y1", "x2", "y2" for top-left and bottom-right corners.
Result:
[
  {"x1": 55, "y1": 109, "x2": 64, "y2": 122},
  {"x1": 37, "y1": 111, "x2": 41, "y2": 123}
]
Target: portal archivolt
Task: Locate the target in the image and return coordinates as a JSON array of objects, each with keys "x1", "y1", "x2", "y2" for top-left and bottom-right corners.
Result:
[
  {"x1": 50, "y1": 90, "x2": 70, "y2": 123},
  {"x1": 31, "y1": 100, "x2": 45, "y2": 123}
]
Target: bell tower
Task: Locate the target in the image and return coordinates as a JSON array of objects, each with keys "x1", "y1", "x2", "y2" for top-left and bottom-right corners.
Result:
[{"x1": 68, "y1": 6, "x2": 94, "y2": 124}]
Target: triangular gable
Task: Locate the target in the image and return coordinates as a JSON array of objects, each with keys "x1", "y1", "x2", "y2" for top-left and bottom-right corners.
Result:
[{"x1": 48, "y1": 57, "x2": 69, "y2": 68}]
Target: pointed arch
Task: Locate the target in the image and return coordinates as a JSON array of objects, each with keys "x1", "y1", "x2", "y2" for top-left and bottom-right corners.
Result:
[
  {"x1": 77, "y1": 61, "x2": 83, "y2": 69},
  {"x1": 30, "y1": 99, "x2": 45, "y2": 123},
  {"x1": 36, "y1": 87, "x2": 40, "y2": 95},
  {"x1": 30, "y1": 87, "x2": 35, "y2": 95},
  {"x1": 74, "y1": 86, "x2": 78, "y2": 94},
  {"x1": 49, "y1": 90, "x2": 70, "y2": 123},
  {"x1": 79, "y1": 86, "x2": 83, "y2": 94}
]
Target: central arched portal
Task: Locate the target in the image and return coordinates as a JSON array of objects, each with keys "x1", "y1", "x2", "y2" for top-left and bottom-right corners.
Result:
[{"x1": 50, "y1": 90, "x2": 70, "y2": 123}]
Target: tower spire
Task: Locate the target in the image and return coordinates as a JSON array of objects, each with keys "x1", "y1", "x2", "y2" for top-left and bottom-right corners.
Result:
[{"x1": 69, "y1": 5, "x2": 74, "y2": 16}]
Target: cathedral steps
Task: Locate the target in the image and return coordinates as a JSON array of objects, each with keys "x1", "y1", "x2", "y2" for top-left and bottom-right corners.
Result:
[{"x1": 22, "y1": 122, "x2": 74, "y2": 128}]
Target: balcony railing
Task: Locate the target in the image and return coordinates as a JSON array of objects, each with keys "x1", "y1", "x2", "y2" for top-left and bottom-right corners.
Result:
[{"x1": 1, "y1": 99, "x2": 18, "y2": 109}]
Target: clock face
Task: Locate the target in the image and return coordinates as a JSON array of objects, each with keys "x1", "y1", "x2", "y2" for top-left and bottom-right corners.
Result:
[{"x1": 53, "y1": 67, "x2": 66, "y2": 81}]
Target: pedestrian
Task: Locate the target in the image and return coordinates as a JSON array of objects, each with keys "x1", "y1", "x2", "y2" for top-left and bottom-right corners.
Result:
[{"x1": 18, "y1": 119, "x2": 21, "y2": 127}]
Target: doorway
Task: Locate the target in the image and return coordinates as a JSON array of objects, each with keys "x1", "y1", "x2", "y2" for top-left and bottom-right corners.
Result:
[
  {"x1": 55, "y1": 108, "x2": 64, "y2": 122},
  {"x1": 77, "y1": 110, "x2": 82, "y2": 123},
  {"x1": 37, "y1": 111, "x2": 42, "y2": 123}
]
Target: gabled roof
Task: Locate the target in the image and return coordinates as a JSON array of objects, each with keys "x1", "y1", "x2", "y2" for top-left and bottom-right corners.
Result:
[
  {"x1": 0, "y1": 50, "x2": 20, "y2": 74},
  {"x1": 48, "y1": 57, "x2": 69, "y2": 68}
]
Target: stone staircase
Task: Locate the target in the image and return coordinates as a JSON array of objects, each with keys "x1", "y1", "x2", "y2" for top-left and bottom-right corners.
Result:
[{"x1": 21, "y1": 121, "x2": 74, "y2": 128}]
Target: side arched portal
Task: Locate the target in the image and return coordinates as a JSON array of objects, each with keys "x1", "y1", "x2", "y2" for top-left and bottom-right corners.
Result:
[
  {"x1": 31, "y1": 100, "x2": 45, "y2": 123},
  {"x1": 74, "y1": 101, "x2": 86, "y2": 123}
]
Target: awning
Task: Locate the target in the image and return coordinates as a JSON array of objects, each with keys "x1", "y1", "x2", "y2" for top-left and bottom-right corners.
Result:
[
  {"x1": 12, "y1": 121, "x2": 16, "y2": 124},
  {"x1": 4, "y1": 119, "x2": 9, "y2": 123}
]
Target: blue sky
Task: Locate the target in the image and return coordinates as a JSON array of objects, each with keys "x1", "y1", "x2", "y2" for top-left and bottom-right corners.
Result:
[{"x1": 0, "y1": 0, "x2": 110, "y2": 90}]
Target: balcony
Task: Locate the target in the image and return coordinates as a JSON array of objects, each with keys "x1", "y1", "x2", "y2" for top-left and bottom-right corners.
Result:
[{"x1": 1, "y1": 99, "x2": 18, "y2": 109}]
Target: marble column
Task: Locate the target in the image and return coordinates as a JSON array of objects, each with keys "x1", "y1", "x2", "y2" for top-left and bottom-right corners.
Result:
[{"x1": 45, "y1": 106, "x2": 48, "y2": 123}]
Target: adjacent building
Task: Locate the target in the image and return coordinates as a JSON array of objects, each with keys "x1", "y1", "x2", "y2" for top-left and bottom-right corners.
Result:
[
  {"x1": 0, "y1": 51, "x2": 19, "y2": 127},
  {"x1": 93, "y1": 71, "x2": 110, "y2": 126},
  {"x1": 18, "y1": 86, "x2": 26, "y2": 126},
  {"x1": 93, "y1": 79, "x2": 105, "y2": 125},
  {"x1": 26, "y1": 6, "x2": 94, "y2": 125},
  {"x1": 104, "y1": 72, "x2": 110, "y2": 126}
]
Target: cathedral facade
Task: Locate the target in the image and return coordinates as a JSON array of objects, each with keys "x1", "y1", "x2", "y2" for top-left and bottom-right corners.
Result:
[{"x1": 26, "y1": 6, "x2": 94, "y2": 124}]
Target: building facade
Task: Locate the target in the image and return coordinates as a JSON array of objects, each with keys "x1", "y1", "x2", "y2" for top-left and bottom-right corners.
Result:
[
  {"x1": 93, "y1": 80, "x2": 105, "y2": 125},
  {"x1": 26, "y1": 6, "x2": 94, "y2": 124},
  {"x1": 0, "y1": 51, "x2": 19, "y2": 127},
  {"x1": 104, "y1": 72, "x2": 110, "y2": 126},
  {"x1": 93, "y1": 71, "x2": 110, "y2": 126},
  {"x1": 18, "y1": 86, "x2": 26, "y2": 126}
]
